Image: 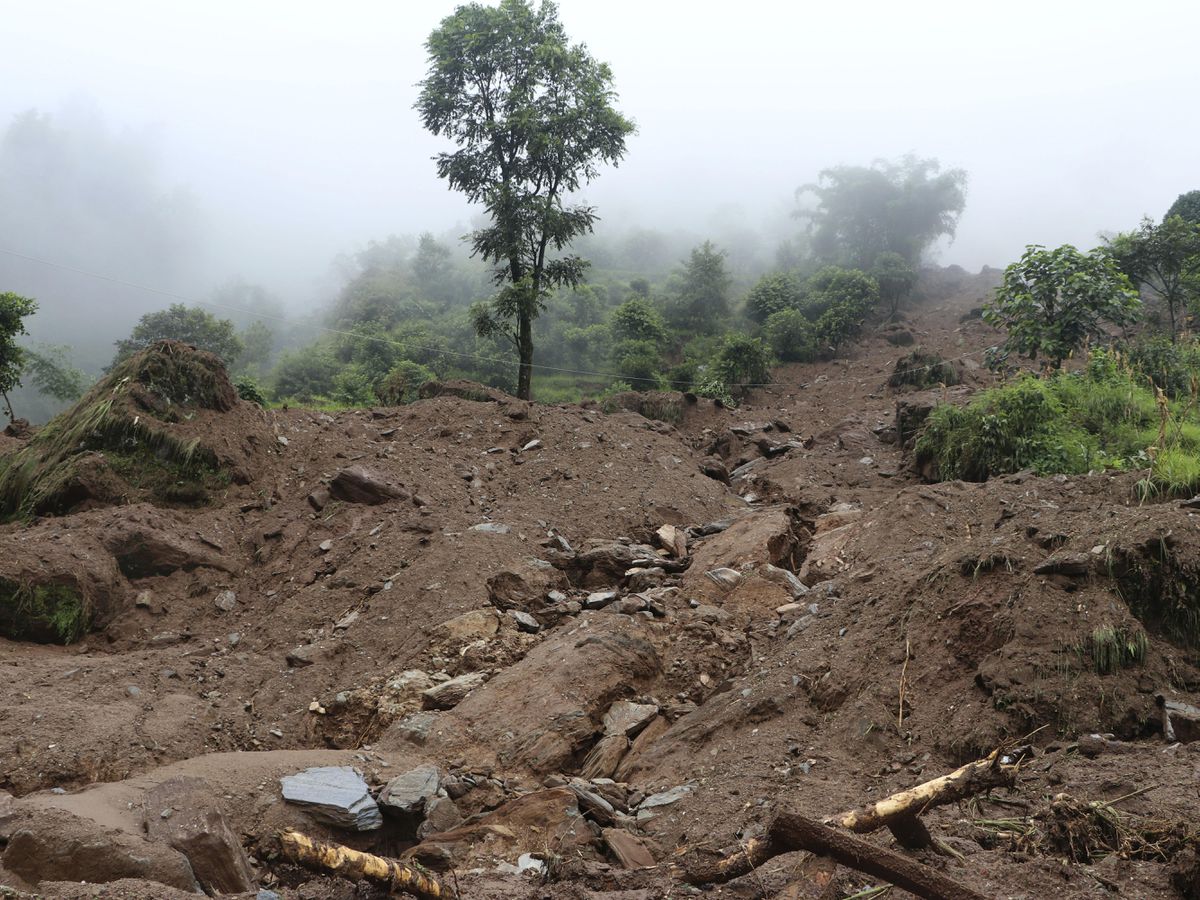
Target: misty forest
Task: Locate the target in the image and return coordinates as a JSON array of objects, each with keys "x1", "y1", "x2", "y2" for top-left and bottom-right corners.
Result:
[{"x1": 3, "y1": 2, "x2": 1200, "y2": 899}]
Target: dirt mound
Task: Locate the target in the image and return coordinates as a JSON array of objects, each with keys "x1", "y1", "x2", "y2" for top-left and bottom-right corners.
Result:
[
  {"x1": 0, "y1": 340, "x2": 270, "y2": 519},
  {"x1": 3, "y1": 281, "x2": 1200, "y2": 899}
]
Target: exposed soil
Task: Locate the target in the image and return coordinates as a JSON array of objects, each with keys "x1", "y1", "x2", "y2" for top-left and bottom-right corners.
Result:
[{"x1": 3, "y1": 270, "x2": 1200, "y2": 899}]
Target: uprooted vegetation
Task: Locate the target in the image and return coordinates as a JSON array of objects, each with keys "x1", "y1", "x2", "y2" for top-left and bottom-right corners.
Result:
[{"x1": 0, "y1": 340, "x2": 261, "y2": 518}]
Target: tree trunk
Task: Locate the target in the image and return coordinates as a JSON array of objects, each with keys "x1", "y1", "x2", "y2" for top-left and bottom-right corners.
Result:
[
  {"x1": 678, "y1": 812, "x2": 987, "y2": 900},
  {"x1": 830, "y1": 748, "x2": 1019, "y2": 841},
  {"x1": 517, "y1": 307, "x2": 533, "y2": 401},
  {"x1": 278, "y1": 830, "x2": 451, "y2": 899},
  {"x1": 0, "y1": 389, "x2": 13, "y2": 423}
]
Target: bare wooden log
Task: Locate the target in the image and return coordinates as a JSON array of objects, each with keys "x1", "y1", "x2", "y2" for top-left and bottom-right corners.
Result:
[
  {"x1": 278, "y1": 829, "x2": 452, "y2": 899},
  {"x1": 679, "y1": 813, "x2": 986, "y2": 900},
  {"x1": 831, "y1": 748, "x2": 1022, "y2": 841}
]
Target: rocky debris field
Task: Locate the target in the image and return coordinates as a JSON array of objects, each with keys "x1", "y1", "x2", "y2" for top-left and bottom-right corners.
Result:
[{"x1": 3, "y1": 277, "x2": 1200, "y2": 899}]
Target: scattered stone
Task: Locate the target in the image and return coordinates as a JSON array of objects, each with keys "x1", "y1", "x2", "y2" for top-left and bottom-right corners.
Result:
[
  {"x1": 387, "y1": 669, "x2": 435, "y2": 698},
  {"x1": 134, "y1": 590, "x2": 154, "y2": 609},
  {"x1": 603, "y1": 828, "x2": 656, "y2": 869},
  {"x1": 142, "y1": 776, "x2": 255, "y2": 894},
  {"x1": 521, "y1": 439, "x2": 543, "y2": 451},
  {"x1": 307, "y1": 487, "x2": 330, "y2": 511},
  {"x1": 584, "y1": 590, "x2": 619, "y2": 610},
  {"x1": 637, "y1": 783, "x2": 693, "y2": 820},
  {"x1": 394, "y1": 711, "x2": 439, "y2": 745},
  {"x1": 318, "y1": 539, "x2": 333, "y2": 553},
  {"x1": 422, "y1": 671, "x2": 488, "y2": 710},
  {"x1": 418, "y1": 796, "x2": 463, "y2": 839},
  {"x1": 213, "y1": 590, "x2": 237, "y2": 612},
  {"x1": 328, "y1": 466, "x2": 409, "y2": 505},
  {"x1": 655, "y1": 524, "x2": 688, "y2": 558},
  {"x1": 760, "y1": 563, "x2": 809, "y2": 598},
  {"x1": 704, "y1": 567, "x2": 743, "y2": 590},
  {"x1": 508, "y1": 610, "x2": 542, "y2": 633},
  {"x1": 603, "y1": 700, "x2": 659, "y2": 738},
  {"x1": 546, "y1": 589, "x2": 568, "y2": 603},
  {"x1": 470, "y1": 522, "x2": 512, "y2": 535},
  {"x1": 125, "y1": 685, "x2": 141, "y2": 698},
  {"x1": 227, "y1": 632, "x2": 240, "y2": 646},
  {"x1": 517, "y1": 853, "x2": 546, "y2": 875},
  {"x1": 285, "y1": 643, "x2": 321, "y2": 668},
  {"x1": 379, "y1": 764, "x2": 440, "y2": 815},
  {"x1": 280, "y1": 766, "x2": 382, "y2": 831},
  {"x1": 333, "y1": 610, "x2": 358, "y2": 630},
  {"x1": 579, "y1": 734, "x2": 630, "y2": 780}
]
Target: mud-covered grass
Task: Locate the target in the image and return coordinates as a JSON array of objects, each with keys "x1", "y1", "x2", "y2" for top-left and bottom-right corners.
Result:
[
  {"x1": 0, "y1": 578, "x2": 88, "y2": 643},
  {"x1": 0, "y1": 341, "x2": 234, "y2": 519}
]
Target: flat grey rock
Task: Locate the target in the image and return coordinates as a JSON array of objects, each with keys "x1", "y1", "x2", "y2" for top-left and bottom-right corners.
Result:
[
  {"x1": 380, "y1": 764, "x2": 440, "y2": 815},
  {"x1": 280, "y1": 766, "x2": 381, "y2": 831}
]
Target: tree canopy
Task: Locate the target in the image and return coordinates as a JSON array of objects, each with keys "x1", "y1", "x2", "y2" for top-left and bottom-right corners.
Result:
[
  {"x1": 1106, "y1": 216, "x2": 1200, "y2": 339},
  {"x1": 666, "y1": 241, "x2": 731, "y2": 333},
  {"x1": 798, "y1": 155, "x2": 967, "y2": 268},
  {"x1": 1166, "y1": 190, "x2": 1200, "y2": 225},
  {"x1": 984, "y1": 244, "x2": 1140, "y2": 367},
  {"x1": 113, "y1": 304, "x2": 244, "y2": 367},
  {"x1": 416, "y1": 0, "x2": 634, "y2": 400}
]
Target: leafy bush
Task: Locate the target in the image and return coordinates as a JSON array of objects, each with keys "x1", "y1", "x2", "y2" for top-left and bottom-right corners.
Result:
[
  {"x1": 764, "y1": 309, "x2": 817, "y2": 362},
  {"x1": 376, "y1": 360, "x2": 436, "y2": 405},
  {"x1": 272, "y1": 348, "x2": 340, "y2": 402},
  {"x1": 611, "y1": 339, "x2": 664, "y2": 388},
  {"x1": 234, "y1": 377, "x2": 267, "y2": 406},
  {"x1": 114, "y1": 304, "x2": 244, "y2": 368},
  {"x1": 1123, "y1": 335, "x2": 1200, "y2": 398},
  {"x1": 983, "y1": 244, "x2": 1140, "y2": 367},
  {"x1": 609, "y1": 298, "x2": 668, "y2": 346},
  {"x1": 916, "y1": 355, "x2": 1200, "y2": 491},
  {"x1": 694, "y1": 333, "x2": 773, "y2": 404},
  {"x1": 744, "y1": 272, "x2": 803, "y2": 325}
]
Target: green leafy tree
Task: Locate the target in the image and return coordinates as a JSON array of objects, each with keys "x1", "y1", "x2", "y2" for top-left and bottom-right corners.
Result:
[
  {"x1": 764, "y1": 309, "x2": 817, "y2": 362},
  {"x1": 1106, "y1": 216, "x2": 1200, "y2": 340},
  {"x1": 871, "y1": 251, "x2": 918, "y2": 318},
  {"x1": 235, "y1": 320, "x2": 275, "y2": 376},
  {"x1": 984, "y1": 244, "x2": 1140, "y2": 368},
  {"x1": 0, "y1": 291, "x2": 38, "y2": 420},
  {"x1": 23, "y1": 345, "x2": 89, "y2": 403},
  {"x1": 271, "y1": 347, "x2": 340, "y2": 402},
  {"x1": 609, "y1": 297, "x2": 667, "y2": 346},
  {"x1": 113, "y1": 304, "x2": 244, "y2": 367},
  {"x1": 798, "y1": 155, "x2": 967, "y2": 267},
  {"x1": 376, "y1": 360, "x2": 436, "y2": 405},
  {"x1": 416, "y1": 0, "x2": 634, "y2": 400},
  {"x1": 611, "y1": 340, "x2": 663, "y2": 387},
  {"x1": 1166, "y1": 190, "x2": 1200, "y2": 225},
  {"x1": 744, "y1": 272, "x2": 803, "y2": 325},
  {"x1": 703, "y1": 333, "x2": 773, "y2": 399},
  {"x1": 412, "y1": 232, "x2": 456, "y2": 304},
  {"x1": 667, "y1": 241, "x2": 731, "y2": 333}
]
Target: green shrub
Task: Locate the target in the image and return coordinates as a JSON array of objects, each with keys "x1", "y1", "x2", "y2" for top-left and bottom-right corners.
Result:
[
  {"x1": 611, "y1": 339, "x2": 665, "y2": 388},
  {"x1": 376, "y1": 361, "x2": 436, "y2": 405},
  {"x1": 234, "y1": 377, "x2": 267, "y2": 406},
  {"x1": 915, "y1": 354, "x2": 1200, "y2": 489},
  {"x1": 764, "y1": 309, "x2": 817, "y2": 362},
  {"x1": 744, "y1": 272, "x2": 803, "y2": 325},
  {"x1": 0, "y1": 579, "x2": 88, "y2": 644}
]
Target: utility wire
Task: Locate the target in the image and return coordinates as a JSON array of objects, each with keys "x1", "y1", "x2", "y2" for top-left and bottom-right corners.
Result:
[{"x1": 0, "y1": 245, "x2": 993, "y2": 390}]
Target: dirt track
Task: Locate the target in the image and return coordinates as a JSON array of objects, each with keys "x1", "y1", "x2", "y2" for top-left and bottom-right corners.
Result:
[{"x1": 3, "y1": 271, "x2": 1200, "y2": 899}]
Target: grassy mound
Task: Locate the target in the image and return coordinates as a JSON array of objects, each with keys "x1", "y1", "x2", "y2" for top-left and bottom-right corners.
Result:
[
  {"x1": 915, "y1": 351, "x2": 1200, "y2": 494},
  {"x1": 0, "y1": 341, "x2": 237, "y2": 518},
  {"x1": 887, "y1": 348, "x2": 960, "y2": 389}
]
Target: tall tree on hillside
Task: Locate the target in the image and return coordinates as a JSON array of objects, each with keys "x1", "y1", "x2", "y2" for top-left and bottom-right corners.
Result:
[
  {"x1": 667, "y1": 241, "x2": 732, "y2": 334},
  {"x1": 416, "y1": 0, "x2": 634, "y2": 400},
  {"x1": 113, "y1": 304, "x2": 243, "y2": 367},
  {"x1": 797, "y1": 155, "x2": 967, "y2": 267},
  {"x1": 1106, "y1": 217, "x2": 1200, "y2": 340}
]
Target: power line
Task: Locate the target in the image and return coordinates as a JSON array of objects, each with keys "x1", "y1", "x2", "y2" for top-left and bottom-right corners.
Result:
[{"x1": 0, "y1": 245, "x2": 993, "y2": 390}]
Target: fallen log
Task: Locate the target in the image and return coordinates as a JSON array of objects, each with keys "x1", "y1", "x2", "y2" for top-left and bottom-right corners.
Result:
[
  {"x1": 831, "y1": 747, "x2": 1025, "y2": 848},
  {"x1": 278, "y1": 829, "x2": 452, "y2": 899},
  {"x1": 679, "y1": 812, "x2": 987, "y2": 900}
]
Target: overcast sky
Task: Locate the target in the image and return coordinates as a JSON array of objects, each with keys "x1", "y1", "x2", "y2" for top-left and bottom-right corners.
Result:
[{"x1": 2, "y1": 0, "x2": 1196, "y2": 302}]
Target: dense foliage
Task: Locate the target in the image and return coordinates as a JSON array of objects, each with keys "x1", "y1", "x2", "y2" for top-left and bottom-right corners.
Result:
[
  {"x1": 0, "y1": 292, "x2": 37, "y2": 420},
  {"x1": 113, "y1": 304, "x2": 245, "y2": 367}
]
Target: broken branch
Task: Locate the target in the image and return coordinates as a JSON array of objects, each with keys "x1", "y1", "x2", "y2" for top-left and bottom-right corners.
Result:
[
  {"x1": 679, "y1": 812, "x2": 987, "y2": 900},
  {"x1": 279, "y1": 829, "x2": 452, "y2": 899}
]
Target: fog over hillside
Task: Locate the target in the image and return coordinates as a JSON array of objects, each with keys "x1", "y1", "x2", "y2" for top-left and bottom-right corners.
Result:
[{"x1": 1, "y1": 0, "x2": 1196, "y2": 366}]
